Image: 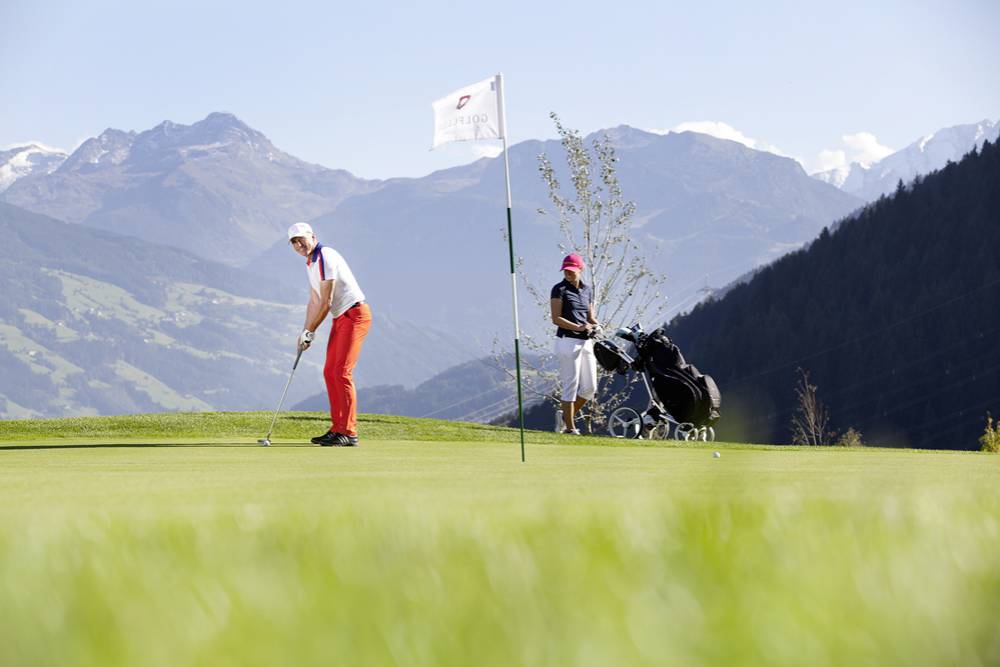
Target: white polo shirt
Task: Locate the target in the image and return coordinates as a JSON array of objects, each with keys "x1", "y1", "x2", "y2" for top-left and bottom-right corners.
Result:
[{"x1": 306, "y1": 243, "x2": 366, "y2": 318}]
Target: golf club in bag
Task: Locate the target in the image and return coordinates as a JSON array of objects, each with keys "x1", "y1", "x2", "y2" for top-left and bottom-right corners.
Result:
[{"x1": 258, "y1": 348, "x2": 303, "y2": 446}]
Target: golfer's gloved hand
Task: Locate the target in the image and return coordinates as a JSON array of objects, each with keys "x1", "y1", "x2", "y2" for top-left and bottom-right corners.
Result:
[{"x1": 297, "y1": 329, "x2": 314, "y2": 351}]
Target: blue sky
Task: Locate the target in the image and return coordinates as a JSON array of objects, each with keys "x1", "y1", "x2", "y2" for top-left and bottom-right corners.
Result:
[{"x1": 2, "y1": 0, "x2": 998, "y2": 178}]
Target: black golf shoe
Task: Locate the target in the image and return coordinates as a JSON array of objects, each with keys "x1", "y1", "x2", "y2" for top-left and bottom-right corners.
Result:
[
  {"x1": 311, "y1": 431, "x2": 339, "y2": 446},
  {"x1": 312, "y1": 431, "x2": 359, "y2": 447},
  {"x1": 332, "y1": 433, "x2": 359, "y2": 447}
]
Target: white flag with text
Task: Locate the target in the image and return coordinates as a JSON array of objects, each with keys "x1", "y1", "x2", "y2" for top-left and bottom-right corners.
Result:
[{"x1": 431, "y1": 76, "x2": 502, "y2": 148}]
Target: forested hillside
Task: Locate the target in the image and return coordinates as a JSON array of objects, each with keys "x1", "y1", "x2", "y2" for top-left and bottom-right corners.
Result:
[{"x1": 667, "y1": 139, "x2": 1000, "y2": 449}]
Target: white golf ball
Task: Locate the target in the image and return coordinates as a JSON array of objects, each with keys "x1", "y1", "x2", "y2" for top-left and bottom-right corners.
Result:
[{"x1": 713, "y1": 451, "x2": 721, "y2": 458}]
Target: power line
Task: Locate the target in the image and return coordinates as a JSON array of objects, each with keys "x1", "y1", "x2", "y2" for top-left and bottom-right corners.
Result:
[
  {"x1": 458, "y1": 393, "x2": 521, "y2": 423},
  {"x1": 909, "y1": 396, "x2": 1000, "y2": 449},
  {"x1": 740, "y1": 355, "x2": 1000, "y2": 445},
  {"x1": 724, "y1": 275, "x2": 1000, "y2": 388},
  {"x1": 740, "y1": 354, "x2": 999, "y2": 443},
  {"x1": 418, "y1": 383, "x2": 509, "y2": 419},
  {"x1": 851, "y1": 359, "x2": 1000, "y2": 432},
  {"x1": 738, "y1": 326, "x2": 1000, "y2": 430},
  {"x1": 800, "y1": 326, "x2": 998, "y2": 408}
]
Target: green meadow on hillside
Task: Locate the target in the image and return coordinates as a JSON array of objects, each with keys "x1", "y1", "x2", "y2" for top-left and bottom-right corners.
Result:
[{"x1": 2, "y1": 413, "x2": 999, "y2": 666}]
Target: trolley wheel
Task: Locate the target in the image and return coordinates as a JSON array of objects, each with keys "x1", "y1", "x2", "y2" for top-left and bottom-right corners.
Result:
[
  {"x1": 647, "y1": 423, "x2": 670, "y2": 440},
  {"x1": 674, "y1": 423, "x2": 696, "y2": 441},
  {"x1": 707, "y1": 426, "x2": 716, "y2": 442},
  {"x1": 608, "y1": 407, "x2": 642, "y2": 439}
]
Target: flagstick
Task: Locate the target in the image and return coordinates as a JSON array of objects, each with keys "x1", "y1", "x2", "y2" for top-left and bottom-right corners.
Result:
[{"x1": 495, "y1": 72, "x2": 526, "y2": 463}]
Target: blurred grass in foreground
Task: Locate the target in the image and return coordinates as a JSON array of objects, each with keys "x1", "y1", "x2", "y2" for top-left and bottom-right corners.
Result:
[{"x1": 1, "y1": 417, "x2": 999, "y2": 665}]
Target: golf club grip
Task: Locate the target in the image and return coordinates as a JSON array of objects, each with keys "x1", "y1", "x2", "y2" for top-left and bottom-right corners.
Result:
[{"x1": 292, "y1": 349, "x2": 303, "y2": 370}]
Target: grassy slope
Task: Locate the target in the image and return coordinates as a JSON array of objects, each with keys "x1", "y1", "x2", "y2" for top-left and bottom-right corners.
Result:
[{"x1": 2, "y1": 412, "x2": 999, "y2": 666}]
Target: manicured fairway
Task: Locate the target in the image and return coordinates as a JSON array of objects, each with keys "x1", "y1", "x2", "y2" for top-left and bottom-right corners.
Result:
[{"x1": 2, "y1": 413, "x2": 999, "y2": 666}]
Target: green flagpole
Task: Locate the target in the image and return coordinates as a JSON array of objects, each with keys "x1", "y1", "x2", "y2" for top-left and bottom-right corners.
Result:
[{"x1": 495, "y1": 72, "x2": 526, "y2": 463}]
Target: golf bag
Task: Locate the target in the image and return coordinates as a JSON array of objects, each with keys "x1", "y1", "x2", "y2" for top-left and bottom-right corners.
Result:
[
  {"x1": 594, "y1": 338, "x2": 634, "y2": 375},
  {"x1": 595, "y1": 326, "x2": 721, "y2": 428},
  {"x1": 643, "y1": 328, "x2": 720, "y2": 427}
]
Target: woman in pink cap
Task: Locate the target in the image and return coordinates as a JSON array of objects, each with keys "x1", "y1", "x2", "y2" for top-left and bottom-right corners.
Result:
[{"x1": 550, "y1": 253, "x2": 600, "y2": 434}]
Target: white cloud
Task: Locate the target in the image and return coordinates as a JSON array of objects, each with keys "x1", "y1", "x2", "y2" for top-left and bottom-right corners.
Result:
[
  {"x1": 815, "y1": 148, "x2": 848, "y2": 173},
  {"x1": 841, "y1": 132, "x2": 893, "y2": 164},
  {"x1": 811, "y1": 132, "x2": 894, "y2": 174},
  {"x1": 646, "y1": 121, "x2": 898, "y2": 177},
  {"x1": 667, "y1": 121, "x2": 758, "y2": 147},
  {"x1": 650, "y1": 120, "x2": 790, "y2": 158}
]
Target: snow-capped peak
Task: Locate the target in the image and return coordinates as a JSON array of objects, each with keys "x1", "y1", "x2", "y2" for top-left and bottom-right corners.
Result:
[
  {"x1": 916, "y1": 133, "x2": 935, "y2": 152},
  {"x1": 812, "y1": 164, "x2": 854, "y2": 188},
  {"x1": 123, "y1": 112, "x2": 277, "y2": 165},
  {"x1": 57, "y1": 129, "x2": 137, "y2": 173},
  {"x1": 0, "y1": 143, "x2": 68, "y2": 191},
  {"x1": 813, "y1": 118, "x2": 999, "y2": 201}
]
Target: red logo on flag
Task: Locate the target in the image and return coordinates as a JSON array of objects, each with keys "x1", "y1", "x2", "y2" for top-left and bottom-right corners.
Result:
[{"x1": 457, "y1": 95, "x2": 471, "y2": 110}]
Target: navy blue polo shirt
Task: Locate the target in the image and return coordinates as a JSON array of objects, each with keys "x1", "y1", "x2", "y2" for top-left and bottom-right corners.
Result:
[{"x1": 551, "y1": 279, "x2": 592, "y2": 339}]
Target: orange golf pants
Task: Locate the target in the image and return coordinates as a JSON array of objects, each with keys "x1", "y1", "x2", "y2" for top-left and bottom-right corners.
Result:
[{"x1": 324, "y1": 302, "x2": 371, "y2": 436}]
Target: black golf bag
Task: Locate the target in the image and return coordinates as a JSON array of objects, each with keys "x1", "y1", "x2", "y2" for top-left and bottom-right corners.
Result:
[
  {"x1": 595, "y1": 327, "x2": 721, "y2": 428},
  {"x1": 642, "y1": 328, "x2": 720, "y2": 427}
]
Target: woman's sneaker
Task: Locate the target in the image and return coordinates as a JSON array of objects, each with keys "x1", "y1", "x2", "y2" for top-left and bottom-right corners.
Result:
[{"x1": 561, "y1": 428, "x2": 582, "y2": 435}]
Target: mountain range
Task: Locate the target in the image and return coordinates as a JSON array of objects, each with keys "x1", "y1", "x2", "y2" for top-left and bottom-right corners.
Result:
[
  {"x1": 2, "y1": 112, "x2": 985, "y2": 420},
  {"x1": 253, "y1": 125, "x2": 864, "y2": 341},
  {"x1": 3, "y1": 113, "x2": 381, "y2": 261},
  {"x1": 3, "y1": 114, "x2": 863, "y2": 340},
  {"x1": 813, "y1": 118, "x2": 999, "y2": 201}
]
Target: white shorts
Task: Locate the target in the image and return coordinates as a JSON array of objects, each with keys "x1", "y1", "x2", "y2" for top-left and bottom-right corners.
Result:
[{"x1": 555, "y1": 337, "x2": 597, "y2": 402}]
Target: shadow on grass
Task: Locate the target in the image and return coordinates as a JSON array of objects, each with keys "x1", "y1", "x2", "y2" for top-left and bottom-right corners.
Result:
[{"x1": 0, "y1": 442, "x2": 314, "y2": 451}]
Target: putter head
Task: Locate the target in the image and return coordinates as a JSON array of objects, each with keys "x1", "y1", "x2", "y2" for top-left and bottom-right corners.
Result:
[{"x1": 257, "y1": 438, "x2": 271, "y2": 447}]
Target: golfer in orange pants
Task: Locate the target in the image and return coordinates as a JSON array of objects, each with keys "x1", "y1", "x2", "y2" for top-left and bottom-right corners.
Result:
[
  {"x1": 287, "y1": 222, "x2": 371, "y2": 446},
  {"x1": 323, "y1": 300, "x2": 372, "y2": 440}
]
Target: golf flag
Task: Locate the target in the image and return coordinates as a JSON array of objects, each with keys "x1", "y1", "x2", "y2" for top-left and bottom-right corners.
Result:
[
  {"x1": 431, "y1": 76, "x2": 503, "y2": 148},
  {"x1": 430, "y1": 74, "x2": 527, "y2": 463}
]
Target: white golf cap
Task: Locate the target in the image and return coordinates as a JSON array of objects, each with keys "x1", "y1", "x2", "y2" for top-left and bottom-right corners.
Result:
[{"x1": 287, "y1": 222, "x2": 315, "y2": 240}]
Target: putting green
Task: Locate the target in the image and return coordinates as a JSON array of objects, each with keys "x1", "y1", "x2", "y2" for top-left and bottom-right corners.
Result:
[{"x1": 2, "y1": 414, "x2": 999, "y2": 665}]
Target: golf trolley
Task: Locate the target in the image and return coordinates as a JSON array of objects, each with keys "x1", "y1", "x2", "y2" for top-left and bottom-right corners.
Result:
[{"x1": 594, "y1": 323, "x2": 721, "y2": 441}]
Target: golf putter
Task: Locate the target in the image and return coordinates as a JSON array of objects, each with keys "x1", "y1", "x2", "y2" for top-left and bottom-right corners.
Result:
[{"x1": 258, "y1": 348, "x2": 303, "y2": 446}]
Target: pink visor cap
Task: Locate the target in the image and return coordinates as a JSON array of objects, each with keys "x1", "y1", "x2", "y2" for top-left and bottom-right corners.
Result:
[
  {"x1": 561, "y1": 253, "x2": 585, "y2": 272},
  {"x1": 287, "y1": 222, "x2": 315, "y2": 240}
]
